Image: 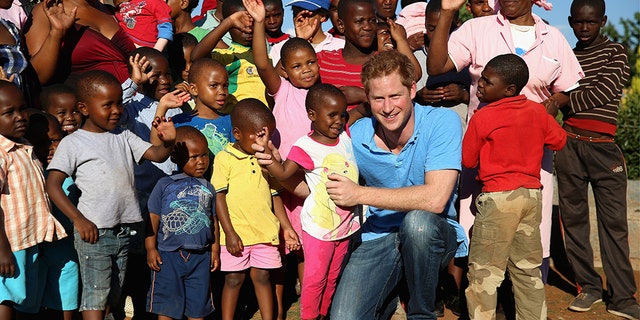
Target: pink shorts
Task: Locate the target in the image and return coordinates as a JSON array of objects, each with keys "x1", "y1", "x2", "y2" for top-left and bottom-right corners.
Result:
[{"x1": 220, "y1": 244, "x2": 282, "y2": 272}]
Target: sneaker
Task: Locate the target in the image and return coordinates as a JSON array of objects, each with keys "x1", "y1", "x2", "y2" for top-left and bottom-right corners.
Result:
[
  {"x1": 607, "y1": 304, "x2": 640, "y2": 320},
  {"x1": 568, "y1": 292, "x2": 602, "y2": 312}
]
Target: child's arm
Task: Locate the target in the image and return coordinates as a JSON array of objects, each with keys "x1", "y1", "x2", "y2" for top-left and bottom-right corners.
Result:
[
  {"x1": 144, "y1": 116, "x2": 176, "y2": 162},
  {"x1": 122, "y1": 54, "x2": 154, "y2": 104},
  {"x1": 243, "y1": 0, "x2": 282, "y2": 95},
  {"x1": 46, "y1": 170, "x2": 99, "y2": 243},
  {"x1": 148, "y1": 91, "x2": 190, "y2": 145},
  {"x1": 0, "y1": 206, "x2": 15, "y2": 277},
  {"x1": 387, "y1": 18, "x2": 422, "y2": 81},
  {"x1": 211, "y1": 215, "x2": 220, "y2": 271},
  {"x1": 153, "y1": 0, "x2": 173, "y2": 52},
  {"x1": 145, "y1": 212, "x2": 163, "y2": 271},
  {"x1": 191, "y1": 10, "x2": 253, "y2": 61},
  {"x1": 272, "y1": 194, "x2": 300, "y2": 251},
  {"x1": 215, "y1": 192, "x2": 244, "y2": 256}
]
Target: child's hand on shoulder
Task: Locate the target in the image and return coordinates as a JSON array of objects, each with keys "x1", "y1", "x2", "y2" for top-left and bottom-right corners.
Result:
[
  {"x1": 242, "y1": 0, "x2": 265, "y2": 23},
  {"x1": 129, "y1": 53, "x2": 153, "y2": 86},
  {"x1": 146, "y1": 247, "x2": 163, "y2": 271},
  {"x1": 152, "y1": 116, "x2": 176, "y2": 144},
  {"x1": 225, "y1": 232, "x2": 244, "y2": 257}
]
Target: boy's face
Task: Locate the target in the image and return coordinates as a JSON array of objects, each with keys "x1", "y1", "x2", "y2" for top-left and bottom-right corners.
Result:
[
  {"x1": 569, "y1": 5, "x2": 606, "y2": 47},
  {"x1": 374, "y1": 0, "x2": 397, "y2": 20},
  {"x1": 78, "y1": 83, "x2": 124, "y2": 133},
  {"x1": 28, "y1": 118, "x2": 63, "y2": 166},
  {"x1": 264, "y1": 3, "x2": 285, "y2": 36},
  {"x1": 144, "y1": 55, "x2": 173, "y2": 101},
  {"x1": 476, "y1": 66, "x2": 515, "y2": 103},
  {"x1": 181, "y1": 45, "x2": 195, "y2": 82},
  {"x1": 174, "y1": 137, "x2": 210, "y2": 178},
  {"x1": 229, "y1": 10, "x2": 254, "y2": 46},
  {"x1": 425, "y1": 11, "x2": 440, "y2": 44},
  {"x1": 0, "y1": 86, "x2": 28, "y2": 142},
  {"x1": 338, "y1": 2, "x2": 377, "y2": 50},
  {"x1": 281, "y1": 47, "x2": 319, "y2": 89},
  {"x1": 45, "y1": 92, "x2": 81, "y2": 135},
  {"x1": 233, "y1": 120, "x2": 275, "y2": 155},
  {"x1": 329, "y1": 0, "x2": 341, "y2": 34},
  {"x1": 466, "y1": 0, "x2": 493, "y2": 18},
  {"x1": 189, "y1": 65, "x2": 229, "y2": 111}
]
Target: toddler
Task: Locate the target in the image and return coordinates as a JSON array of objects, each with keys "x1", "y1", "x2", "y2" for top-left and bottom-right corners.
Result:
[
  {"x1": 259, "y1": 84, "x2": 361, "y2": 320},
  {"x1": 146, "y1": 126, "x2": 219, "y2": 320},
  {"x1": 115, "y1": 0, "x2": 173, "y2": 51},
  {"x1": 46, "y1": 70, "x2": 176, "y2": 320},
  {"x1": 211, "y1": 98, "x2": 300, "y2": 320},
  {"x1": 461, "y1": 54, "x2": 565, "y2": 320}
]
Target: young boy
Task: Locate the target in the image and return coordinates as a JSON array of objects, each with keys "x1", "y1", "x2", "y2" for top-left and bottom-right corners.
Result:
[
  {"x1": 172, "y1": 58, "x2": 235, "y2": 169},
  {"x1": 166, "y1": 0, "x2": 211, "y2": 41},
  {"x1": 0, "y1": 81, "x2": 67, "y2": 319},
  {"x1": 558, "y1": 0, "x2": 639, "y2": 318},
  {"x1": 115, "y1": 0, "x2": 174, "y2": 51},
  {"x1": 263, "y1": 0, "x2": 288, "y2": 47},
  {"x1": 211, "y1": 98, "x2": 300, "y2": 320},
  {"x1": 191, "y1": 0, "x2": 271, "y2": 111},
  {"x1": 40, "y1": 84, "x2": 82, "y2": 136},
  {"x1": 268, "y1": 0, "x2": 344, "y2": 67},
  {"x1": 25, "y1": 112, "x2": 80, "y2": 320},
  {"x1": 46, "y1": 70, "x2": 176, "y2": 320},
  {"x1": 461, "y1": 54, "x2": 566, "y2": 320},
  {"x1": 146, "y1": 126, "x2": 219, "y2": 320}
]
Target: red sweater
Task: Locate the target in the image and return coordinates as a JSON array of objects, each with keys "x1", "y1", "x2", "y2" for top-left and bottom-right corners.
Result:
[{"x1": 462, "y1": 95, "x2": 566, "y2": 192}]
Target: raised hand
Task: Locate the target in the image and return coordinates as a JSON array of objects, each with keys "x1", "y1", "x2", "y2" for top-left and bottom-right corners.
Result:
[
  {"x1": 293, "y1": 10, "x2": 319, "y2": 41},
  {"x1": 442, "y1": 0, "x2": 467, "y2": 11},
  {"x1": 44, "y1": 0, "x2": 77, "y2": 36},
  {"x1": 242, "y1": 0, "x2": 265, "y2": 22},
  {"x1": 152, "y1": 116, "x2": 176, "y2": 144},
  {"x1": 228, "y1": 10, "x2": 254, "y2": 34},
  {"x1": 159, "y1": 89, "x2": 191, "y2": 110},
  {"x1": 128, "y1": 54, "x2": 153, "y2": 86}
]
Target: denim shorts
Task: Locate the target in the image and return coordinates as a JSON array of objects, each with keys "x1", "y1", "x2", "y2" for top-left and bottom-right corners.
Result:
[{"x1": 74, "y1": 225, "x2": 132, "y2": 312}]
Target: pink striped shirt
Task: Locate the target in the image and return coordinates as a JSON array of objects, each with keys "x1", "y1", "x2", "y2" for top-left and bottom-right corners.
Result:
[{"x1": 0, "y1": 135, "x2": 66, "y2": 252}]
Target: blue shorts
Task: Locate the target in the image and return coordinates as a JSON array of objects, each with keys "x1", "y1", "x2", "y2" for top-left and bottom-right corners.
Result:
[
  {"x1": 74, "y1": 226, "x2": 131, "y2": 312},
  {"x1": 147, "y1": 249, "x2": 214, "y2": 319},
  {"x1": 0, "y1": 246, "x2": 40, "y2": 313},
  {"x1": 38, "y1": 237, "x2": 80, "y2": 311}
]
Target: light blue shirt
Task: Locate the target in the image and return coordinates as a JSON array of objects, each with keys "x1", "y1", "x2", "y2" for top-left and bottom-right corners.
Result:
[{"x1": 351, "y1": 104, "x2": 468, "y2": 257}]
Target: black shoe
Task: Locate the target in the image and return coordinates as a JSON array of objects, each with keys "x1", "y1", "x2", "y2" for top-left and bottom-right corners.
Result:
[
  {"x1": 434, "y1": 299, "x2": 445, "y2": 317},
  {"x1": 445, "y1": 295, "x2": 463, "y2": 316}
]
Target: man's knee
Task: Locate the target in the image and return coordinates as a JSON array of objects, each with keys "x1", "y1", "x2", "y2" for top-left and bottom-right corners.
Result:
[{"x1": 400, "y1": 210, "x2": 445, "y2": 241}]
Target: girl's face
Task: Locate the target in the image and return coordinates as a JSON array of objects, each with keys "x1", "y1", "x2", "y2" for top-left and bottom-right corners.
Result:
[
  {"x1": 308, "y1": 94, "x2": 347, "y2": 144},
  {"x1": 281, "y1": 47, "x2": 320, "y2": 89}
]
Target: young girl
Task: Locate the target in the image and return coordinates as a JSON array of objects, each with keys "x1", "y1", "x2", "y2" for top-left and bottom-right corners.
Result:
[{"x1": 258, "y1": 84, "x2": 361, "y2": 320}]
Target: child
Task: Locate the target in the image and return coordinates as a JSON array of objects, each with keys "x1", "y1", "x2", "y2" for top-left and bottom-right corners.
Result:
[
  {"x1": 40, "y1": 84, "x2": 82, "y2": 136},
  {"x1": 115, "y1": 0, "x2": 174, "y2": 51},
  {"x1": 25, "y1": 113, "x2": 79, "y2": 320},
  {"x1": 461, "y1": 54, "x2": 566, "y2": 320},
  {"x1": 327, "y1": 0, "x2": 342, "y2": 38},
  {"x1": 191, "y1": 0, "x2": 271, "y2": 111},
  {"x1": 166, "y1": 0, "x2": 210, "y2": 41},
  {"x1": 168, "y1": 33, "x2": 199, "y2": 94},
  {"x1": 0, "y1": 81, "x2": 67, "y2": 318},
  {"x1": 465, "y1": 0, "x2": 494, "y2": 18},
  {"x1": 259, "y1": 84, "x2": 360, "y2": 320},
  {"x1": 268, "y1": 0, "x2": 344, "y2": 67},
  {"x1": 211, "y1": 98, "x2": 300, "y2": 320},
  {"x1": 171, "y1": 58, "x2": 235, "y2": 171},
  {"x1": 46, "y1": 70, "x2": 176, "y2": 320},
  {"x1": 145, "y1": 126, "x2": 219, "y2": 320},
  {"x1": 263, "y1": 0, "x2": 289, "y2": 47},
  {"x1": 558, "y1": 0, "x2": 639, "y2": 318}
]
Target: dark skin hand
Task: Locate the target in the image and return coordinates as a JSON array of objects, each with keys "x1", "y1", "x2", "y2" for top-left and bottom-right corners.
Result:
[
  {"x1": 542, "y1": 92, "x2": 570, "y2": 117},
  {"x1": 0, "y1": 213, "x2": 15, "y2": 278},
  {"x1": 416, "y1": 83, "x2": 469, "y2": 107}
]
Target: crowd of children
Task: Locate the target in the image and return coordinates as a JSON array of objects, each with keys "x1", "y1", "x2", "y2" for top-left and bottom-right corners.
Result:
[{"x1": 0, "y1": 0, "x2": 638, "y2": 319}]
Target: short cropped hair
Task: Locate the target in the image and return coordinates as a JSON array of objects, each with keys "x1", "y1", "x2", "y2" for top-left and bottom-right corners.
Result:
[
  {"x1": 570, "y1": 0, "x2": 605, "y2": 18},
  {"x1": 127, "y1": 47, "x2": 166, "y2": 74},
  {"x1": 262, "y1": 0, "x2": 283, "y2": 9},
  {"x1": 0, "y1": 80, "x2": 18, "y2": 92},
  {"x1": 222, "y1": 0, "x2": 246, "y2": 19},
  {"x1": 280, "y1": 37, "x2": 316, "y2": 66},
  {"x1": 485, "y1": 54, "x2": 529, "y2": 95},
  {"x1": 40, "y1": 84, "x2": 75, "y2": 110},
  {"x1": 75, "y1": 70, "x2": 121, "y2": 103},
  {"x1": 230, "y1": 98, "x2": 275, "y2": 130},
  {"x1": 188, "y1": 58, "x2": 227, "y2": 83},
  {"x1": 305, "y1": 83, "x2": 345, "y2": 111},
  {"x1": 361, "y1": 50, "x2": 415, "y2": 93},
  {"x1": 338, "y1": 0, "x2": 372, "y2": 20}
]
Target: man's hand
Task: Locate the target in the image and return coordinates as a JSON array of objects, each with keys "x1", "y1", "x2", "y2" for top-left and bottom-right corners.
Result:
[
  {"x1": 146, "y1": 248, "x2": 163, "y2": 271},
  {"x1": 74, "y1": 216, "x2": 99, "y2": 244},
  {"x1": 326, "y1": 173, "x2": 361, "y2": 207}
]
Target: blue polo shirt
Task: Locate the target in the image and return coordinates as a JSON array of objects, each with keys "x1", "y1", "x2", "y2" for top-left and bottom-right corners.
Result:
[{"x1": 351, "y1": 104, "x2": 468, "y2": 257}]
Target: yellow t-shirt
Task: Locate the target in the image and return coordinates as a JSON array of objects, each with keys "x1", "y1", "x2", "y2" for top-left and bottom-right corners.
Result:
[
  {"x1": 211, "y1": 143, "x2": 281, "y2": 246},
  {"x1": 211, "y1": 42, "x2": 270, "y2": 113}
]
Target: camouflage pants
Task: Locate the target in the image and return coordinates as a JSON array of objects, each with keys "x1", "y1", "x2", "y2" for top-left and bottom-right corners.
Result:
[{"x1": 466, "y1": 188, "x2": 547, "y2": 320}]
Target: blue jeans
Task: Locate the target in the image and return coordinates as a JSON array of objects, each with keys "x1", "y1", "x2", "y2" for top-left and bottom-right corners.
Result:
[
  {"x1": 74, "y1": 226, "x2": 131, "y2": 311},
  {"x1": 330, "y1": 210, "x2": 458, "y2": 320}
]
